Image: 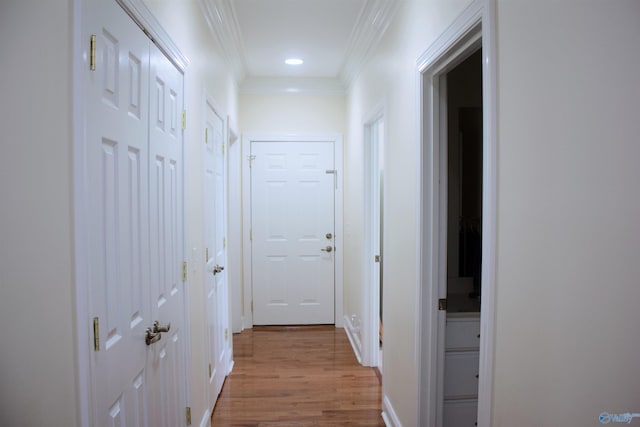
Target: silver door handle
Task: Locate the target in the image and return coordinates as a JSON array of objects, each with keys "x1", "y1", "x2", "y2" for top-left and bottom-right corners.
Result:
[
  {"x1": 145, "y1": 328, "x2": 161, "y2": 345},
  {"x1": 321, "y1": 246, "x2": 333, "y2": 253},
  {"x1": 213, "y1": 265, "x2": 225, "y2": 275},
  {"x1": 153, "y1": 320, "x2": 171, "y2": 333}
]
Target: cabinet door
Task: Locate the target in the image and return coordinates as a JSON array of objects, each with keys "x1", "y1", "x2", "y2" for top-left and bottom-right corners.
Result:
[
  {"x1": 444, "y1": 351, "x2": 479, "y2": 398},
  {"x1": 444, "y1": 399, "x2": 477, "y2": 427}
]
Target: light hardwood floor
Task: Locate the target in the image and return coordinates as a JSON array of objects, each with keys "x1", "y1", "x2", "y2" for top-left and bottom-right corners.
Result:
[{"x1": 211, "y1": 325, "x2": 384, "y2": 426}]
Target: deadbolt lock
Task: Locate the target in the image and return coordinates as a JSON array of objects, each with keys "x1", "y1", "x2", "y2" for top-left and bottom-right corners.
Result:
[{"x1": 326, "y1": 232, "x2": 333, "y2": 239}]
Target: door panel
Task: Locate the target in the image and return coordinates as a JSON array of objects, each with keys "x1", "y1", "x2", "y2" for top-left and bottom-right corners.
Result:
[
  {"x1": 204, "y1": 102, "x2": 228, "y2": 405},
  {"x1": 251, "y1": 141, "x2": 335, "y2": 325},
  {"x1": 87, "y1": 3, "x2": 151, "y2": 425},
  {"x1": 148, "y1": 42, "x2": 186, "y2": 427}
]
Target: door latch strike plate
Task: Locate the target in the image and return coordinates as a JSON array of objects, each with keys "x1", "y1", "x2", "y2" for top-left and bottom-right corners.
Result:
[{"x1": 438, "y1": 299, "x2": 447, "y2": 311}]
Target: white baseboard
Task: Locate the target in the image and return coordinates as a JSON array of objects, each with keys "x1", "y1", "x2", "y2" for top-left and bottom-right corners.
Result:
[
  {"x1": 227, "y1": 359, "x2": 235, "y2": 376},
  {"x1": 199, "y1": 408, "x2": 211, "y2": 427},
  {"x1": 343, "y1": 314, "x2": 363, "y2": 364},
  {"x1": 382, "y1": 395, "x2": 402, "y2": 427}
]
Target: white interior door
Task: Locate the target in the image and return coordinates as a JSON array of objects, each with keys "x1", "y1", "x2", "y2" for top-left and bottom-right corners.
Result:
[
  {"x1": 87, "y1": 4, "x2": 151, "y2": 425},
  {"x1": 204, "y1": 101, "x2": 228, "y2": 405},
  {"x1": 86, "y1": 2, "x2": 186, "y2": 425},
  {"x1": 147, "y1": 41, "x2": 187, "y2": 427},
  {"x1": 251, "y1": 141, "x2": 335, "y2": 325}
]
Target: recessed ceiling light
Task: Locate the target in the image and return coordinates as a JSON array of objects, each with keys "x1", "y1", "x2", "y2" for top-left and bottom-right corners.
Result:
[{"x1": 285, "y1": 58, "x2": 304, "y2": 66}]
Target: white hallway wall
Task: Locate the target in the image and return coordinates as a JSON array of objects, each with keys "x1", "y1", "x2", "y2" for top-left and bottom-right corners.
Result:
[
  {"x1": 0, "y1": 1, "x2": 78, "y2": 426},
  {"x1": 346, "y1": 0, "x2": 640, "y2": 425},
  {"x1": 240, "y1": 93, "x2": 346, "y2": 135},
  {"x1": 346, "y1": 1, "x2": 474, "y2": 425},
  {"x1": 493, "y1": 1, "x2": 640, "y2": 425}
]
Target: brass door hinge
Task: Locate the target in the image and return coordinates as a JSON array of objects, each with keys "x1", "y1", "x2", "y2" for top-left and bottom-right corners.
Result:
[
  {"x1": 223, "y1": 237, "x2": 227, "y2": 248},
  {"x1": 225, "y1": 328, "x2": 228, "y2": 341},
  {"x1": 374, "y1": 255, "x2": 381, "y2": 263},
  {"x1": 251, "y1": 300, "x2": 254, "y2": 313},
  {"x1": 89, "y1": 34, "x2": 97, "y2": 71},
  {"x1": 438, "y1": 298, "x2": 447, "y2": 311},
  {"x1": 205, "y1": 247, "x2": 209, "y2": 262},
  {"x1": 186, "y1": 406, "x2": 192, "y2": 425},
  {"x1": 93, "y1": 317, "x2": 100, "y2": 351},
  {"x1": 222, "y1": 144, "x2": 225, "y2": 155},
  {"x1": 208, "y1": 363, "x2": 212, "y2": 378},
  {"x1": 182, "y1": 262, "x2": 187, "y2": 281},
  {"x1": 182, "y1": 110, "x2": 187, "y2": 130},
  {"x1": 205, "y1": 128, "x2": 208, "y2": 144}
]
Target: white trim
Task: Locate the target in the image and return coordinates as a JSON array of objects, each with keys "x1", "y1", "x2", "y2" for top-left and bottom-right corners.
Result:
[
  {"x1": 239, "y1": 76, "x2": 346, "y2": 96},
  {"x1": 340, "y1": 0, "x2": 401, "y2": 88},
  {"x1": 117, "y1": 0, "x2": 189, "y2": 72},
  {"x1": 199, "y1": 0, "x2": 246, "y2": 82},
  {"x1": 382, "y1": 395, "x2": 402, "y2": 427},
  {"x1": 199, "y1": 409, "x2": 212, "y2": 427},
  {"x1": 362, "y1": 104, "x2": 385, "y2": 368},
  {"x1": 227, "y1": 117, "x2": 244, "y2": 334},
  {"x1": 241, "y1": 134, "x2": 344, "y2": 328},
  {"x1": 477, "y1": 1, "x2": 498, "y2": 425},
  {"x1": 73, "y1": 1, "x2": 90, "y2": 425},
  {"x1": 416, "y1": 0, "x2": 496, "y2": 426},
  {"x1": 343, "y1": 314, "x2": 363, "y2": 364}
]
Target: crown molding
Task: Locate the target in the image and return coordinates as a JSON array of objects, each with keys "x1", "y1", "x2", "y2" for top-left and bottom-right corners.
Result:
[
  {"x1": 117, "y1": 0, "x2": 190, "y2": 72},
  {"x1": 200, "y1": 0, "x2": 247, "y2": 82},
  {"x1": 339, "y1": 0, "x2": 401, "y2": 89},
  {"x1": 200, "y1": 0, "x2": 399, "y2": 91},
  {"x1": 239, "y1": 77, "x2": 346, "y2": 96}
]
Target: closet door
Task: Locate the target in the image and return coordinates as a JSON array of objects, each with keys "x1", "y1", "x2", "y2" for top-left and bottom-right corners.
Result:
[
  {"x1": 147, "y1": 41, "x2": 187, "y2": 427},
  {"x1": 86, "y1": 2, "x2": 152, "y2": 425},
  {"x1": 85, "y1": 2, "x2": 187, "y2": 426}
]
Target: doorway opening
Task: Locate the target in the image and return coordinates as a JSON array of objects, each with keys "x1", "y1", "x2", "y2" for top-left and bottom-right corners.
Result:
[
  {"x1": 446, "y1": 49, "x2": 483, "y2": 314},
  {"x1": 364, "y1": 112, "x2": 385, "y2": 371},
  {"x1": 418, "y1": 4, "x2": 497, "y2": 425}
]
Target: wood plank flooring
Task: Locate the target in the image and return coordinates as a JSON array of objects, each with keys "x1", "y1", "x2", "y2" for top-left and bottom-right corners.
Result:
[{"x1": 211, "y1": 326, "x2": 384, "y2": 426}]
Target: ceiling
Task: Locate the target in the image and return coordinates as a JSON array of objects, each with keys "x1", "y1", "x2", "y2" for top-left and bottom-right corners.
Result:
[{"x1": 200, "y1": 0, "x2": 400, "y2": 93}]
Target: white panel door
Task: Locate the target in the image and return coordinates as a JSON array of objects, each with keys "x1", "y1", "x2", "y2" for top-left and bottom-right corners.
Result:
[
  {"x1": 148, "y1": 42, "x2": 187, "y2": 427},
  {"x1": 251, "y1": 141, "x2": 335, "y2": 325},
  {"x1": 204, "y1": 102, "x2": 228, "y2": 405},
  {"x1": 86, "y1": 3, "x2": 151, "y2": 425},
  {"x1": 86, "y1": 2, "x2": 186, "y2": 426}
]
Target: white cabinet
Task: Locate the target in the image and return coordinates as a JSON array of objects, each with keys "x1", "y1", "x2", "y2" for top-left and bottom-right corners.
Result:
[{"x1": 444, "y1": 314, "x2": 480, "y2": 427}]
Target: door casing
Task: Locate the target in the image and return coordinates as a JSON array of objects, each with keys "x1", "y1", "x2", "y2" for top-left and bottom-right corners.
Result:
[
  {"x1": 416, "y1": 1, "x2": 497, "y2": 426},
  {"x1": 362, "y1": 107, "x2": 385, "y2": 368},
  {"x1": 241, "y1": 134, "x2": 344, "y2": 329}
]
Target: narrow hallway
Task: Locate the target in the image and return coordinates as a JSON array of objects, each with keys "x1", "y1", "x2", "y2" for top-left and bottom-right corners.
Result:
[{"x1": 211, "y1": 326, "x2": 384, "y2": 426}]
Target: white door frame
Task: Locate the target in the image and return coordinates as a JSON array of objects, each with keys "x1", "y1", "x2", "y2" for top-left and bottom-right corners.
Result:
[
  {"x1": 416, "y1": 1, "x2": 497, "y2": 426},
  {"x1": 241, "y1": 134, "x2": 344, "y2": 329},
  {"x1": 362, "y1": 106, "x2": 385, "y2": 367},
  {"x1": 73, "y1": 1, "x2": 189, "y2": 425}
]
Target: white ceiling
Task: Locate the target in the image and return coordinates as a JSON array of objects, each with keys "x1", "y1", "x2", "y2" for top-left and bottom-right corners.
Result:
[{"x1": 201, "y1": 0, "x2": 400, "y2": 93}]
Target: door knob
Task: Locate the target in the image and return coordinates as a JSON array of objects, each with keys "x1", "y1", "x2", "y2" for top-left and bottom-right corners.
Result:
[
  {"x1": 321, "y1": 246, "x2": 333, "y2": 253},
  {"x1": 153, "y1": 320, "x2": 171, "y2": 333},
  {"x1": 145, "y1": 328, "x2": 161, "y2": 345},
  {"x1": 326, "y1": 232, "x2": 333, "y2": 239},
  {"x1": 213, "y1": 265, "x2": 224, "y2": 275}
]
